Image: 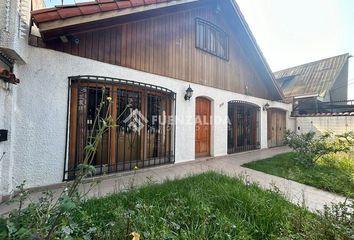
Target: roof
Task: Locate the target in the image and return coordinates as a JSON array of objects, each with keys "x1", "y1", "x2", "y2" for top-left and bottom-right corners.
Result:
[
  {"x1": 31, "y1": 0, "x2": 283, "y2": 100},
  {"x1": 32, "y1": 0, "x2": 177, "y2": 25},
  {"x1": 274, "y1": 54, "x2": 350, "y2": 99}
]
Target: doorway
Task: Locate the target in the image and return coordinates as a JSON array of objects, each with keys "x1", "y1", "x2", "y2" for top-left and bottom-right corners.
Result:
[
  {"x1": 227, "y1": 101, "x2": 260, "y2": 153},
  {"x1": 195, "y1": 97, "x2": 211, "y2": 157},
  {"x1": 267, "y1": 109, "x2": 286, "y2": 147}
]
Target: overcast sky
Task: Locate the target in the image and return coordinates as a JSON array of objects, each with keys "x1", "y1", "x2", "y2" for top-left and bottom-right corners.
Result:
[
  {"x1": 44, "y1": 0, "x2": 354, "y2": 99},
  {"x1": 236, "y1": 0, "x2": 354, "y2": 99}
]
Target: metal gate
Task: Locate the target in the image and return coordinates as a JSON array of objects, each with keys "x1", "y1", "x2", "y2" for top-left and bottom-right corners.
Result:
[{"x1": 227, "y1": 101, "x2": 260, "y2": 154}]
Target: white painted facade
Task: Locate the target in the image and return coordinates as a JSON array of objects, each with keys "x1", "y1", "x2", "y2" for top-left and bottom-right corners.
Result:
[
  {"x1": 0, "y1": 81, "x2": 17, "y2": 198},
  {"x1": 0, "y1": 46, "x2": 294, "y2": 196},
  {"x1": 0, "y1": 0, "x2": 31, "y2": 63},
  {"x1": 0, "y1": 0, "x2": 31, "y2": 199},
  {"x1": 0, "y1": 0, "x2": 294, "y2": 198}
]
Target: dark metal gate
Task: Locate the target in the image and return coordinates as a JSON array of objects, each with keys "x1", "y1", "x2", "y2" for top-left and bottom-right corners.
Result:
[
  {"x1": 227, "y1": 101, "x2": 260, "y2": 154},
  {"x1": 65, "y1": 76, "x2": 176, "y2": 180}
]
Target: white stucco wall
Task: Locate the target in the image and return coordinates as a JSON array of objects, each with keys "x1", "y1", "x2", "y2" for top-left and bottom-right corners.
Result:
[
  {"x1": 0, "y1": 0, "x2": 31, "y2": 63},
  {"x1": 0, "y1": 81, "x2": 17, "y2": 199},
  {"x1": 3, "y1": 46, "x2": 292, "y2": 192},
  {"x1": 296, "y1": 116, "x2": 354, "y2": 135}
]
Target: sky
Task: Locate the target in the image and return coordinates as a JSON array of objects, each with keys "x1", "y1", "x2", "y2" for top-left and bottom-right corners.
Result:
[
  {"x1": 236, "y1": 0, "x2": 354, "y2": 100},
  {"x1": 44, "y1": 0, "x2": 354, "y2": 100}
]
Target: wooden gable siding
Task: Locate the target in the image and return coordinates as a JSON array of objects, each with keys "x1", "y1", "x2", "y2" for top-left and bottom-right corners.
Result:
[{"x1": 42, "y1": 5, "x2": 271, "y2": 99}]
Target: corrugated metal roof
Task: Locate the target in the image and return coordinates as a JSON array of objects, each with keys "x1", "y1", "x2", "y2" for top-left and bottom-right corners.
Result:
[
  {"x1": 274, "y1": 53, "x2": 350, "y2": 98},
  {"x1": 31, "y1": 0, "x2": 176, "y2": 25}
]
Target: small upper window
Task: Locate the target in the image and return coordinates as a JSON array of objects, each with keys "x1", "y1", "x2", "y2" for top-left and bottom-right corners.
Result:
[{"x1": 196, "y1": 18, "x2": 229, "y2": 60}]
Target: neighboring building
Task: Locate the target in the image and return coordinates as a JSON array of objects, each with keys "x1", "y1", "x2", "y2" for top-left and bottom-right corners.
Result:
[
  {"x1": 0, "y1": 0, "x2": 293, "y2": 199},
  {"x1": 274, "y1": 54, "x2": 352, "y2": 115}
]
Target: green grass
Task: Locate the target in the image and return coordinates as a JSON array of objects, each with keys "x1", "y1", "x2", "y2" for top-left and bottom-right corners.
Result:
[
  {"x1": 243, "y1": 152, "x2": 354, "y2": 197},
  {"x1": 72, "y1": 172, "x2": 347, "y2": 239},
  {"x1": 2, "y1": 172, "x2": 352, "y2": 239}
]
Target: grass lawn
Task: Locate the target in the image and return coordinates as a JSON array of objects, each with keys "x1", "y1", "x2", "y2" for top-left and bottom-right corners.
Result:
[
  {"x1": 69, "y1": 172, "x2": 348, "y2": 239},
  {"x1": 243, "y1": 152, "x2": 354, "y2": 197}
]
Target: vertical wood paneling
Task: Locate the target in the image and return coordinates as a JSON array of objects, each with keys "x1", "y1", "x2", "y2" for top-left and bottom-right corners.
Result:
[
  {"x1": 121, "y1": 24, "x2": 127, "y2": 66},
  {"x1": 98, "y1": 31, "x2": 105, "y2": 62},
  {"x1": 116, "y1": 26, "x2": 121, "y2": 65},
  {"x1": 46, "y1": 6, "x2": 272, "y2": 100}
]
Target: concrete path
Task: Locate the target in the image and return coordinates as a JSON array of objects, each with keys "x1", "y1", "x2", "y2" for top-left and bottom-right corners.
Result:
[{"x1": 0, "y1": 147, "x2": 348, "y2": 215}]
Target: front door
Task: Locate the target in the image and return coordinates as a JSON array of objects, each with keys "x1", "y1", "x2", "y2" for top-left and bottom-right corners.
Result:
[
  {"x1": 195, "y1": 97, "x2": 211, "y2": 157},
  {"x1": 267, "y1": 109, "x2": 286, "y2": 147},
  {"x1": 276, "y1": 110, "x2": 286, "y2": 146}
]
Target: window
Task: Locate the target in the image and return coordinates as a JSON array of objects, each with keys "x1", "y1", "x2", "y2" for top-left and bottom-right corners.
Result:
[
  {"x1": 196, "y1": 18, "x2": 229, "y2": 60},
  {"x1": 66, "y1": 76, "x2": 176, "y2": 180}
]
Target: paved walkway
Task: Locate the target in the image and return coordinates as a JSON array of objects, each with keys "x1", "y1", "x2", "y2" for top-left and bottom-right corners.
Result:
[{"x1": 0, "y1": 147, "x2": 348, "y2": 215}]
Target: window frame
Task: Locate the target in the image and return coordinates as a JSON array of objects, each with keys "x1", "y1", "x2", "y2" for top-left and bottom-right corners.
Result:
[
  {"x1": 65, "y1": 76, "x2": 176, "y2": 181},
  {"x1": 195, "y1": 18, "x2": 229, "y2": 61}
]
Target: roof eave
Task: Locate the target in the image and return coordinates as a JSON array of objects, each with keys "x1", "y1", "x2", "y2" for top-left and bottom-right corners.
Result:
[{"x1": 33, "y1": 0, "x2": 199, "y2": 33}]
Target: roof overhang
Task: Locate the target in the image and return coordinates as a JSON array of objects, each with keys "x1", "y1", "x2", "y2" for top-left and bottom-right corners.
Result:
[
  {"x1": 32, "y1": 0, "x2": 284, "y2": 101},
  {"x1": 33, "y1": 0, "x2": 198, "y2": 33}
]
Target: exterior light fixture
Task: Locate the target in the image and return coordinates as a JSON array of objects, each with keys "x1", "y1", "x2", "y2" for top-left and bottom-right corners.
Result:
[
  {"x1": 263, "y1": 103, "x2": 270, "y2": 111},
  {"x1": 184, "y1": 85, "x2": 193, "y2": 101}
]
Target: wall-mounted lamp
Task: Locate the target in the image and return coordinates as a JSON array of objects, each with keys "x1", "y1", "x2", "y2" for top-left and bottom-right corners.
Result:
[
  {"x1": 184, "y1": 85, "x2": 193, "y2": 101},
  {"x1": 263, "y1": 103, "x2": 270, "y2": 111}
]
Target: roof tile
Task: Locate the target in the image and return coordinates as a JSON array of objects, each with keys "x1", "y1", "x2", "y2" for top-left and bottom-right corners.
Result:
[
  {"x1": 130, "y1": 0, "x2": 145, "y2": 7},
  {"x1": 99, "y1": 2, "x2": 118, "y2": 12},
  {"x1": 78, "y1": 5, "x2": 101, "y2": 15},
  {"x1": 116, "y1": 1, "x2": 133, "y2": 9},
  {"x1": 57, "y1": 8, "x2": 82, "y2": 19},
  {"x1": 32, "y1": 0, "x2": 176, "y2": 25}
]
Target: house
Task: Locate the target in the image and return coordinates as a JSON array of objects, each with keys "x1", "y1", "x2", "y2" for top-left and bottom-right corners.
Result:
[
  {"x1": 0, "y1": 0, "x2": 292, "y2": 200},
  {"x1": 274, "y1": 54, "x2": 352, "y2": 115}
]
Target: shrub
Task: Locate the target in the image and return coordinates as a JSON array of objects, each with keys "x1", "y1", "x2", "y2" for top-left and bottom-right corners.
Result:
[
  {"x1": 283, "y1": 199, "x2": 354, "y2": 240},
  {"x1": 284, "y1": 131, "x2": 354, "y2": 167}
]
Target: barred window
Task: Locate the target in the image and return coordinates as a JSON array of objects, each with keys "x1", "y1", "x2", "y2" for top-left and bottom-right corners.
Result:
[{"x1": 196, "y1": 18, "x2": 229, "y2": 60}]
